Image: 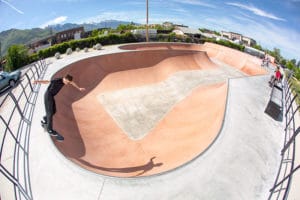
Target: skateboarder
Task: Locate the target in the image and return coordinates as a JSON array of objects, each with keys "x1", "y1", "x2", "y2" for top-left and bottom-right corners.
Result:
[{"x1": 34, "y1": 74, "x2": 85, "y2": 141}]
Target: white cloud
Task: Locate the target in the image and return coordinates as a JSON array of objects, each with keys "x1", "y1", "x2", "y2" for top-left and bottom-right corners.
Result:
[
  {"x1": 0, "y1": 0, "x2": 24, "y2": 14},
  {"x1": 173, "y1": 0, "x2": 216, "y2": 8},
  {"x1": 122, "y1": 1, "x2": 145, "y2": 6},
  {"x1": 202, "y1": 16, "x2": 300, "y2": 60},
  {"x1": 41, "y1": 0, "x2": 86, "y2": 2},
  {"x1": 170, "y1": 8, "x2": 189, "y2": 13},
  {"x1": 226, "y1": 2, "x2": 286, "y2": 21},
  {"x1": 252, "y1": 23, "x2": 300, "y2": 60},
  {"x1": 79, "y1": 11, "x2": 145, "y2": 24},
  {"x1": 78, "y1": 10, "x2": 186, "y2": 27},
  {"x1": 40, "y1": 16, "x2": 68, "y2": 28}
]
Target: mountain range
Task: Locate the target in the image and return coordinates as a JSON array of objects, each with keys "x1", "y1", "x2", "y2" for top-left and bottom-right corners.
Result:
[{"x1": 0, "y1": 20, "x2": 134, "y2": 56}]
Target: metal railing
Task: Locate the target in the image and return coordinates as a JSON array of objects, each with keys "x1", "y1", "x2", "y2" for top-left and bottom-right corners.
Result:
[
  {"x1": 268, "y1": 77, "x2": 300, "y2": 200},
  {"x1": 0, "y1": 59, "x2": 48, "y2": 200}
]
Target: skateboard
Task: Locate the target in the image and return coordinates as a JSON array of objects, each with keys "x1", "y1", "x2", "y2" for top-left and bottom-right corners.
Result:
[{"x1": 41, "y1": 121, "x2": 64, "y2": 141}]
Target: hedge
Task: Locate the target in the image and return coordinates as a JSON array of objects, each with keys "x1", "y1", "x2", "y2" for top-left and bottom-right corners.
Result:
[
  {"x1": 38, "y1": 32, "x2": 138, "y2": 58},
  {"x1": 201, "y1": 38, "x2": 245, "y2": 51}
]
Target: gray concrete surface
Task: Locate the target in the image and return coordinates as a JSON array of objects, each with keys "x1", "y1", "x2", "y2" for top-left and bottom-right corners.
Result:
[
  {"x1": 99, "y1": 68, "x2": 241, "y2": 140},
  {"x1": 28, "y1": 45, "x2": 283, "y2": 200},
  {"x1": 0, "y1": 44, "x2": 293, "y2": 200}
]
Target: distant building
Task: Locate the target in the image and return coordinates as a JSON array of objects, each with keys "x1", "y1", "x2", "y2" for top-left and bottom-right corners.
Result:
[
  {"x1": 244, "y1": 46, "x2": 265, "y2": 58},
  {"x1": 172, "y1": 26, "x2": 202, "y2": 42},
  {"x1": 173, "y1": 26, "x2": 202, "y2": 35},
  {"x1": 221, "y1": 31, "x2": 256, "y2": 46},
  {"x1": 54, "y1": 27, "x2": 84, "y2": 43},
  {"x1": 131, "y1": 29, "x2": 157, "y2": 39},
  {"x1": 28, "y1": 27, "x2": 84, "y2": 53},
  {"x1": 28, "y1": 36, "x2": 53, "y2": 53},
  {"x1": 200, "y1": 32, "x2": 215, "y2": 39},
  {"x1": 82, "y1": 28, "x2": 110, "y2": 38},
  {"x1": 173, "y1": 24, "x2": 189, "y2": 28},
  {"x1": 162, "y1": 22, "x2": 173, "y2": 29}
]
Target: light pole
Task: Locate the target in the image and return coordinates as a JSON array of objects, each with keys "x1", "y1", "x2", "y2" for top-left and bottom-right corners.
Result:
[
  {"x1": 0, "y1": 41, "x2": 2, "y2": 70},
  {"x1": 146, "y1": 0, "x2": 149, "y2": 42}
]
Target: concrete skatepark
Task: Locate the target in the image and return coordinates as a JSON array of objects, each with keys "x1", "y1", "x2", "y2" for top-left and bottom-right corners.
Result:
[
  {"x1": 51, "y1": 44, "x2": 267, "y2": 177},
  {"x1": 2, "y1": 42, "x2": 298, "y2": 199}
]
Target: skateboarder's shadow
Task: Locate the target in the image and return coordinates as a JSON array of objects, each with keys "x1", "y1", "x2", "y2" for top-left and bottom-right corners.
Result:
[{"x1": 78, "y1": 156, "x2": 163, "y2": 177}]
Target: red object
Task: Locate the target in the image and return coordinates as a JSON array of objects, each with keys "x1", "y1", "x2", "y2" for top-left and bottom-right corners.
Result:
[{"x1": 275, "y1": 70, "x2": 281, "y2": 80}]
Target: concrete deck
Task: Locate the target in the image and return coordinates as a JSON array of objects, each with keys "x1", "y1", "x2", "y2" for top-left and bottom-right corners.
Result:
[{"x1": 2, "y1": 43, "x2": 287, "y2": 199}]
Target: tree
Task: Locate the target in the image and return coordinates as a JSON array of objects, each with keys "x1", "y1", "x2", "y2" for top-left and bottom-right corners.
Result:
[
  {"x1": 291, "y1": 59, "x2": 297, "y2": 66},
  {"x1": 167, "y1": 32, "x2": 176, "y2": 42},
  {"x1": 272, "y1": 48, "x2": 282, "y2": 63},
  {"x1": 6, "y1": 44, "x2": 28, "y2": 71},
  {"x1": 253, "y1": 44, "x2": 263, "y2": 51},
  {"x1": 286, "y1": 60, "x2": 296, "y2": 70},
  {"x1": 213, "y1": 30, "x2": 221, "y2": 36},
  {"x1": 116, "y1": 24, "x2": 136, "y2": 32},
  {"x1": 91, "y1": 29, "x2": 100, "y2": 37},
  {"x1": 281, "y1": 59, "x2": 287, "y2": 66}
]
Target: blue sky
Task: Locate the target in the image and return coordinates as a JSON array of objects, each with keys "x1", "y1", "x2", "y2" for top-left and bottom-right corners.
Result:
[{"x1": 0, "y1": 0, "x2": 300, "y2": 61}]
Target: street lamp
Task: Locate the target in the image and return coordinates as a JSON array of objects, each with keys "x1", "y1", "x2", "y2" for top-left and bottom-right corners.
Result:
[{"x1": 146, "y1": 0, "x2": 149, "y2": 42}]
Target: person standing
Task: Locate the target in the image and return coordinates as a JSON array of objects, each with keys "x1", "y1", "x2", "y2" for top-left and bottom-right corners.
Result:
[
  {"x1": 34, "y1": 74, "x2": 85, "y2": 141},
  {"x1": 275, "y1": 67, "x2": 282, "y2": 82}
]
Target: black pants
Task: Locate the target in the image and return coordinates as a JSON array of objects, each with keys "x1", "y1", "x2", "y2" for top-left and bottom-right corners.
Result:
[{"x1": 44, "y1": 91, "x2": 56, "y2": 131}]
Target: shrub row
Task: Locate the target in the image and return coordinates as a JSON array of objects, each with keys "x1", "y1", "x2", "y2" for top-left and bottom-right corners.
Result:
[
  {"x1": 38, "y1": 32, "x2": 138, "y2": 58},
  {"x1": 201, "y1": 38, "x2": 245, "y2": 51}
]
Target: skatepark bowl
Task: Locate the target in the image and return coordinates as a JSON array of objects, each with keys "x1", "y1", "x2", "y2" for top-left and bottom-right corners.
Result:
[{"x1": 51, "y1": 42, "x2": 267, "y2": 177}]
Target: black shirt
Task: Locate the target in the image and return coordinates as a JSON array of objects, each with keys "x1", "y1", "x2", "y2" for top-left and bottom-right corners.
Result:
[{"x1": 47, "y1": 78, "x2": 65, "y2": 96}]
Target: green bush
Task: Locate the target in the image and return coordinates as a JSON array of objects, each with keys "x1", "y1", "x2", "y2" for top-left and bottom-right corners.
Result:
[
  {"x1": 28, "y1": 53, "x2": 39, "y2": 63},
  {"x1": 6, "y1": 44, "x2": 29, "y2": 71},
  {"x1": 157, "y1": 34, "x2": 168, "y2": 42},
  {"x1": 69, "y1": 40, "x2": 79, "y2": 50},
  {"x1": 185, "y1": 37, "x2": 192, "y2": 43},
  {"x1": 201, "y1": 38, "x2": 245, "y2": 51},
  {"x1": 37, "y1": 32, "x2": 138, "y2": 58},
  {"x1": 288, "y1": 77, "x2": 300, "y2": 105},
  {"x1": 216, "y1": 39, "x2": 245, "y2": 51},
  {"x1": 167, "y1": 32, "x2": 176, "y2": 42}
]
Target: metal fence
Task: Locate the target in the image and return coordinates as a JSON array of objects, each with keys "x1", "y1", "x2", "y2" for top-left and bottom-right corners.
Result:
[
  {"x1": 268, "y1": 77, "x2": 300, "y2": 200},
  {"x1": 0, "y1": 59, "x2": 48, "y2": 200}
]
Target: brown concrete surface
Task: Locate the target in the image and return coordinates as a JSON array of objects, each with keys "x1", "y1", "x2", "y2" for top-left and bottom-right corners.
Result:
[
  {"x1": 120, "y1": 42, "x2": 267, "y2": 76},
  {"x1": 50, "y1": 44, "x2": 265, "y2": 177}
]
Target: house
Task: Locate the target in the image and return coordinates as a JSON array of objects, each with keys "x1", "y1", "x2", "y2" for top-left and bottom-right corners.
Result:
[
  {"x1": 131, "y1": 29, "x2": 157, "y2": 39},
  {"x1": 172, "y1": 26, "x2": 202, "y2": 42},
  {"x1": 54, "y1": 27, "x2": 84, "y2": 43},
  {"x1": 28, "y1": 27, "x2": 84, "y2": 53},
  {"x1": 221, "y1": 31, "x2": 256, "y2": 46},
  {"x1": 28, "y1": 36, "x2": 53, "y2": 53}
]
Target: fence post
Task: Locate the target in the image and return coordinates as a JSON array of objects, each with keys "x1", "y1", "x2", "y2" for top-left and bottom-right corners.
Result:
[
  {"x1": 24, "y1": 73, "x2": 34, "y2": 92},
  {"x1": 285, "y1": 106, "x2": 300, "y2": 132},
  {"x1": 285, "y1": 94, "x2": 298, "y2": 116},
  {"x1": 281, "y1": 126, "x2": 300, "y2": 155}
]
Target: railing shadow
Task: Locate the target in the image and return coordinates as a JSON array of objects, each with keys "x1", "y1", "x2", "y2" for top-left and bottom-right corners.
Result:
[
  {"x1": 268, "y1": 76, "x2": 300, "y2": 200},
  {"x1": 77, "y1": 156, "x2": 163, "y2": 177},
  {"x1": 0, "y1": 59, "x2": 48, "y2": 200}
]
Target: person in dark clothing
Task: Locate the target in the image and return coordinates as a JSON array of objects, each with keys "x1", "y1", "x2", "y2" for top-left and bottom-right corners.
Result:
[{"x1": 34, "y1": 74, "x2": 85, "y2": 141}]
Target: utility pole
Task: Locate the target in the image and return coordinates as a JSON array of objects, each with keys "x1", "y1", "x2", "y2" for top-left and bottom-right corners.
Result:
[
  {"x1": 0, "y1": 41, "x2": 2, "y2": 70},
  {"x1": 146, "y1": 0, "x2": 149, "y2": 42}
]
